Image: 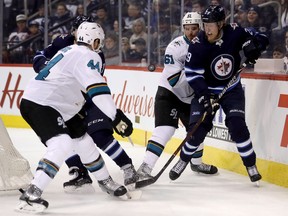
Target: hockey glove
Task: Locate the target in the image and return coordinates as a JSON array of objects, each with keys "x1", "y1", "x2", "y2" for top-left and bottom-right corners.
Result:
[
  {"x1": 211, "y1": 99, "x2": 220, "y2": 115},
  {"x1": 112, "y1": 109, "x2": 133, "y2": 137},
  {"x1": 198, "y1": 95, "x2": 213, "y2": 115},
  {"x1": 242, "y1": 38, "x2": 261, "y2": 64}
]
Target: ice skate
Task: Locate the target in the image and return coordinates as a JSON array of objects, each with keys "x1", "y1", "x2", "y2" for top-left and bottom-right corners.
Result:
[
  {"x1": 190, "y1": 162, "x2": 218, "y2": 174},
  {"x1": 120, "y1": 165, "x2": 142, "y2": 199},
  {"x1": 98, "y1": 176, "x2": 127, "y2": 197},
  {"x1": 15, "y1": 185, "x2": 49, "y2": 214},
  {"x1": 63, "y1": 167, "x2": 95, "y2": 193},
  {"x1": 122, "y1": 164, "x2": 139, "y2": 189},
  {"x1": 169, "y1": 158, "x2": 188, "y2": 181},
  {"x1": 246, "y1": 165, "x2": 262, "y2": 186},
  {"x1": 135, "y1": 162, "x2": 155, "y2": 188},
  {"x1": 136, "y1": 162, "x2": 152, "y2": 181}
]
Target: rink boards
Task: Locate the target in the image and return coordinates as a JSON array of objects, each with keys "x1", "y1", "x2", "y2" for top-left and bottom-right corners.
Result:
[{"x1": 1, "y1": 65, "x2": 288, "y2": 188}]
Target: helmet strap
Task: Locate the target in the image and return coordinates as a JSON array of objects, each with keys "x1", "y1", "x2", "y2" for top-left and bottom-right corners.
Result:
[{"x1": 92, "y1": 39, "x2": 100, "y2": 52}]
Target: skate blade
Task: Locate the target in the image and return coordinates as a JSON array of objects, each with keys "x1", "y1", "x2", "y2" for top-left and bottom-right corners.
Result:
[
  {"x1": 135, "y1": 177, "x2": 156, "y2": 188},
  {"x1": 64, "y1": 184, "x2": 95, "y2": 194},
  {"x1": 255, "y1": 181, "x2": 260, "y2": 187},
  {"x1": 192, "y1": 171, "x2": 219, "y2": 176},
  {"x1": 15, "y1": 200, "x2": 47, "y2": 214}
]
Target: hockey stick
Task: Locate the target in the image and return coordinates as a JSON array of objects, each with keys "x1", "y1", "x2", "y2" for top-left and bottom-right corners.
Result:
[
  {"x1": 135, "y1": 62, "x2": 247, "y2": 188},
  {"x1": 127, "y1": 136, "x2": 134, "y2": 146},
  {"x1": 120, "y1": 124, "x2": 134, "y2": 146}
]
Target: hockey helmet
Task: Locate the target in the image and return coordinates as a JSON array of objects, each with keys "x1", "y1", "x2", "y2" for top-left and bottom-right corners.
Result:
[
  {"x1": 72, "y1": 15, "x2": 95, "y2": 31},
  {"x1": 182, "y1": 12, "x2": 203, "y2": 30},
  {"x1": 77, "y1": 22, "x2": 105, "y2": 52},
  {"x1": 201, "y1": 5, "x2": 226, "y2": 23}
]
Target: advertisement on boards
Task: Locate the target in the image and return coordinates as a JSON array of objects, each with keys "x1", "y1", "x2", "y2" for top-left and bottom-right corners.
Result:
[{"x1": 1, "y1": 66, "x2": 288, "y2": 165}]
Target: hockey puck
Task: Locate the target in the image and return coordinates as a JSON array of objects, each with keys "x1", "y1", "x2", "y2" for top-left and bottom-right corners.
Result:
[{"x1": 148, "y1": 64, "x2": 156, "y2": 72}]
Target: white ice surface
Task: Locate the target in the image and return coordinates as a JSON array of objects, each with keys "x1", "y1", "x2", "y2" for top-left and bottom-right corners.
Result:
[{"x1": 1, "y1": 128, "x2": 288, "y2": 216}]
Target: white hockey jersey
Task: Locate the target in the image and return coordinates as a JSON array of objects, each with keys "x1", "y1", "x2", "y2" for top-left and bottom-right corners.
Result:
[
  {"x1": 158, "y1": 35, "x2": 194, "y2": 104},
  {"x1": 23, "y1": 44, "x2": 116, "y2": 121}
]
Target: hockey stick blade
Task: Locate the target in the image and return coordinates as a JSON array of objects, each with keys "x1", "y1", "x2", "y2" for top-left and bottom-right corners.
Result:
[
  {"x1": 135, "y1": 177, "x2": 156, "y2": 188},
  {"x1": 135, "y1": 112, "x2": 207, "y2": 189},
  {"x1": 136, "y1": 63, "x2": 247, "y2": 188}
]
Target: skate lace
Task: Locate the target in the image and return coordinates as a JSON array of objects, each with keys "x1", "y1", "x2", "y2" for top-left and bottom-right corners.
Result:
[
  {"x1": 124, "y1": 166, "x2": 136, "y2": 179},
  {"x1": 138, "y1": 163, "x2": 152, "y2": 176},
  {"x1": 197, "y1": 163, "x2": 211, "y2": 172},
  {"x1": 99, "y1": 176, "x2": 121, "y2": 190},
  {"x1": 101, "y1": 176, "x2": 112, "y2": 185},
  {"x1": 173, "y1": 160, "x2": 187, "y2": 174},
  {"x1": 247, "y1": 166, "x2": 258, "y2": 176},
  {"x1": 26, "y1": 185, "x2": 42, "y2": 200}
]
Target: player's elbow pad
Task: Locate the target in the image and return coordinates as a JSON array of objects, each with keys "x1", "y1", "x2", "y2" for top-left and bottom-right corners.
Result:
[
  {"x1": 255, "y1": 34, "x2": 269, "y2": 52},
  {"x1": 33, "y1": 56, "x2": 48, "y2": 73}
]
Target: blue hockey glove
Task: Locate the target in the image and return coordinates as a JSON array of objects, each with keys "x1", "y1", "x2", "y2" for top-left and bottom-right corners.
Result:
[
  {"x1": 112, "y1": 109, "x2": 133, "y2": 137},
  {"x1": 198, "y1": 95, "x2": 213, "y2": 115},
  {"x1": 211, "y1": 100, "x2": 220, "y2": 115},
  {"x1": 242, "y1": 38, "x2": 261, "y2": 64}
]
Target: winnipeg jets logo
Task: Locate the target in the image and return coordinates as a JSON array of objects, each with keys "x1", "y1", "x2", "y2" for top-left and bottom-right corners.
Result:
[
  {"x1": 218, "y1": 56, "x2": 230, "y2": 74},
  {"x1": 211, "y1": 55, "x2": 234, "y2": 80}
]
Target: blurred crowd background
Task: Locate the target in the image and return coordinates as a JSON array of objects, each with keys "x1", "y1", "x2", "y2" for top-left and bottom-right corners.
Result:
[{"x1": 1, "y1": 0, "x2": 288, "y2": 69}]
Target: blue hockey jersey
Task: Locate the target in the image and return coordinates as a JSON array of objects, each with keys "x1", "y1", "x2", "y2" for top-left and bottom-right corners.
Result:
[{"x1": 184, "y1": 23, "x2": 269, "y2": 97}]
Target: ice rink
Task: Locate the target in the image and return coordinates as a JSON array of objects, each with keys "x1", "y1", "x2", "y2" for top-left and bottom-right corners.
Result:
[{"x1": 1, "y1": 128, "x2": 288, "y2": 216}]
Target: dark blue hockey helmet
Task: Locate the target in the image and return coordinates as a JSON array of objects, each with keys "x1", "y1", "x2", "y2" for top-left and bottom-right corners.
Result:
[
  {"x1": 72, "y1": 15, "x2": 95, "y2": 31},
  {"x1": 202, "y1": 5, "x2": 226, "y2": 23}
]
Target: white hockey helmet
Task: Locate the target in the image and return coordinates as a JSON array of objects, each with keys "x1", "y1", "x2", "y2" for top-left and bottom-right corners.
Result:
[
  {"x1": 77, "y1": 22, "x2": 105, "y2": 52},
  {"x1": 182, "y1": 12, "x2": 203, "y2": 30}
]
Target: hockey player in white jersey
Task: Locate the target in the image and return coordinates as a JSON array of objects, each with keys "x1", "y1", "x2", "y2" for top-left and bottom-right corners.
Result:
[
  {"x1": 16, "y1": 22, "x2": 132, "y2": 213},
  {"x1": 34, "y1": 15, "x2": 137, "y2": 194},
  {"x1": 136, "y1": 12, "x2": 218, "y2": 187}
]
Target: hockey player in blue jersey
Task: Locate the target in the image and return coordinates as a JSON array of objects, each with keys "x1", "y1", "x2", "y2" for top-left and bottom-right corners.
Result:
[
  {"x1": 33, "y1": 15, "x2": 138, "y2": 193},
  {"x1": 169, "y1": 5, "x2": 269, "y2": 183}
]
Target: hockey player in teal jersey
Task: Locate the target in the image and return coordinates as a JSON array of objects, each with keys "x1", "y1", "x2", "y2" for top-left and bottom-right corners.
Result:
[
  {"x1": 136, "y1": 12, "x2": 218, "y2": 187},
  {"x1": 16, "y1": 22, "x2": 131, "y2": 213},
  {"x1": 33, "y1": 16, "x2": 138, "y2": 193}
]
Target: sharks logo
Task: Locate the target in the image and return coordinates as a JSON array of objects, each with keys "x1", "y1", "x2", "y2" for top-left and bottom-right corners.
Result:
[
  {"x1": 210, "y1": 54, "x2": 234, "y2": 80},
  {"x1": 57, "y1": 117, "x2": 67, "y2": 129},
  {"x1": 173, "y1": 40, "x2": 182, "y2": 47}
]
